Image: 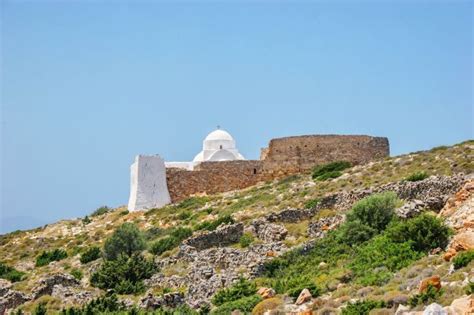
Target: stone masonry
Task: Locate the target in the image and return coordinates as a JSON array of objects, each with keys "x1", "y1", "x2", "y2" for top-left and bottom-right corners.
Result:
[{"x1": 166, "y1": 135, "x2": 389, "y2": 203}]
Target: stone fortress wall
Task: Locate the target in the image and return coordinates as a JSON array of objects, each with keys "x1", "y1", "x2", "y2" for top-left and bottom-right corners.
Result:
[{"x1": 165, "y1": 135, "x2": 389, "y2": 203}]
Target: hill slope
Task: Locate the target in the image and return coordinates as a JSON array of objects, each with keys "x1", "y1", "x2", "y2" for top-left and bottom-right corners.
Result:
[{"x1": 0, "y1": 140, "x2": 473, "y2": 314}]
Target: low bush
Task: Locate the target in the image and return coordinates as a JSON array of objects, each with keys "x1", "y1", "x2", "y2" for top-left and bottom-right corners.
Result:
[
  {"x1": 312, "y1": 161, "x2": 351, "y2": 181},
  {"x1": 386, "y1": 214, "x2": 452, "y2": 252},
  {"x1": 82, "y1": 216, "x2": 91, "y2": 225},
  {"x1": 212, "y1": 278, "x2": 257, "y2": 306},
  {"x1": 149, "y1": 227, "x2": 192, "y2": 256},
  {"x1": 239, "y1": 233, "x2": 254, "y2": 248},
  {"x1": 61, "y1": 293, "x2": 126, "y2": 314},
  {"x1": 103, "y1": 223, "x2": 146, "y2": 261},
  {"x1": 36, "y1": 249, "x2": 68, "y2": 267},
  {"x1": 405, "y1": 171, "x2": 429, "y2": 182},
  {"x1": 342, "y1": 300, "x2": 386, "y2": 315},
  {"x1": 346, "y1": 192, "x2": 398, "y2": 233},
  {"x1": 274, "y1": 275, "x2": 320, "y2": 298},
  {"x1": 350, "y1": 235, "x2": 421, "y2": 285},
  {"x1": 466, "y1": 282, "x2": 474, "y2": 295},
  {"x1": 452, "y1": 250, "x2": 474, "y2": 269},
  {"x1": 90, "y1": 253, "x2": 156, "y2": 294},
  {"x1": 150, "y1": 236, "x2": 179, "y2": 256},
  {"x1": 80, "y1": 246, "x2": 101, "y2": 264},
  {"x1": 91, "y1": 206, "x2": 111, "y2": 217},
  {"x1": 211, "y1": 295, "x2": 262, "y2": 315},
  {"x1": 33, "y1": 302, "x2": 47, "y2": 315},
  {"x1": 170, "y1": 227, "x2": 193, "y2": 240},
  {"x1": 195, "y1": 215, "x2": 235, "y2": 231},
  {"x1": 304, "y1": 198, "x2": 320, "y2": 209},
  {"x1": 70, "y1": 268, "x2": 83, "y2": 280},
  {"x1": 0, "y1": 261, "x2": 25, "y2": 282},
  {"x1": 408, "y1": 284, "x2": 443, "y2": 306},
  {"x1": 252, "y1": 297, "x2": 284, "y2": 315},
  {"x1": 337, "y1": 220, "x2": 377, "y2": 246}
]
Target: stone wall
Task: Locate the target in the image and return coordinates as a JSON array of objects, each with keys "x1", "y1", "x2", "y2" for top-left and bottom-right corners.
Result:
[
  {"x1": 166, "y1": 134, "x2": 389, "y2": 203},
  {"x1": 261, "y1": 135, "x2": 389, "y2": 176},
  {"x1": 166, "y1": 160, "x2": 270, "y2": 202}
]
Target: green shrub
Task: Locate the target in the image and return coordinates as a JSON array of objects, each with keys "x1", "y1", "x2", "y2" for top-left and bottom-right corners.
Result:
[
  {"x1": 211, "y1": 295, "x2": 262, "y2": 315},
  {"x1": 212, "y1": 278, "x2": 257, "y2": 306},
  {"x1": 386, "y1": 214, "x2": 452, "y2": 252},
  {"x1": 452, "y1": 250, "x2": 474, "y2": 269},
  {"x1": 177, "y1": 211, "x2": 192, "y2": 220},
  {"x1": 120, "y1": 210, "x2": 129, "y2": 216},
  {"x1": 312, "y1": 161, "x2": 351, "y2": 181},
  {"x1": 239, "y1": 233, "x2": 254, "y2": 248},
  {"x1": 144, "y1": 227, "x2": 165, "y2": 240},
  {"x1": 466, "y1": 282, "x2": 474, "y2": 295},
  {"x1": 149, "y1": 236, "x2": 179, "y2": 256},
  {"x1": 195, "y1": 215, "x2": 235, "y2": 231},
  {"x1": 342, "y1": 300, "x2": 386, "y2": 315},
  {"x1": 103, "y1": 223, "x2": 146, "y2": 261},
  {"x1": 61, "y1": 293, "x2": 127, "y2": 314},
  {"x1": 338, "y1": 220, "x2": 377, "y2": 246},
  {"x1": 70, "y1": 268, "x2": 83, "y2": 280},
  {"x1": 405, "y1": 171, "x2": 429, "y2": 182},
  {"x1": 170, "y1": 227, "x2": 193, "y2": 240},
  {"x1": 149, "y1": 227, "x2": 192, "y2": 256},
  {"x1": 304, "y1": 199, "x2": 320, "y2": 209},
  {"x1": 90, "y1": 253, "x2": 156, "y2": 294},
  {"x1": 33, "y1": 302, "x2": 47, "y2": 315},
  {"x1": 82, "y1": 216, "x2": 91, "y2": 225},
  {"x1": 0, "y1": 262, "x2": 25, "y2": 282},
  {"x1": 91, "y1": 206, "x2": 111, "y2": 217},
  {"x1": 408, "y1": 284, "x2": 443, "y2": 306},
  {"x1": 80, "y1": 246, "x2": 101, "y2": 264},
  {"x1": 350, "y1": 235, "x2": 421, "y2": 285},
  {"x1": 35, "y1": 249, "x2": 68, "y2": 267},
  {"x1": 346, "y1": 192, "x2": 398, "y2": 233},
  {"x1": 274, "y1": 275, "x2": 320, "y2": 298}
]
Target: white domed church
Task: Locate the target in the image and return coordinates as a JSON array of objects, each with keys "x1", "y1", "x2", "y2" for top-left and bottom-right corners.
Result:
[
  {"x1": 193, "y1": 129, "x2": 245, "y2": 163},
  {"x1": 165, "y1": 128, "x2": 245, "y2": 170}
]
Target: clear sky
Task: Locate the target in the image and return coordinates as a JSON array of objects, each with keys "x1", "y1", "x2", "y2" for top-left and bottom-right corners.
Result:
[{"x1": 1, "y1": 1, "x2": 472, "y2": 234}]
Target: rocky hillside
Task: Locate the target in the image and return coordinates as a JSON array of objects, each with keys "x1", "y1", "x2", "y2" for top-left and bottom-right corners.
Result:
[{"x1": 0, "y1": 140, "x2": 473, "y2": 314}]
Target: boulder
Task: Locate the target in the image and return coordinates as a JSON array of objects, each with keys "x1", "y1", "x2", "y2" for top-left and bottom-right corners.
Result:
[
  {"x1": 444, "y1": 295, "x2": 473, "y2": 315},
  {"x1": 396, "y1": 199, "x2": 427, "y2": 219},
  {"x1": 450, "y1": 231, "x2": 474, "y2": 252},
  {"x1": 443, "y1": 248, "x2": 457, "y2": 261},
  {"x1": 419, "y1": 275, "x2": 441, "y2": 293},
  {"x1": 257, "y1": 287, "x2": 276, "y2": 299},
  {"x1": 32, "y1": 273, "x2": 80, "y2": 299},
  {"x1": 295, "y1": 288, "x2": 312, "y2": 305},
  {"x1": 423, "y1": 303, "x2": 447, "y2": 315}
]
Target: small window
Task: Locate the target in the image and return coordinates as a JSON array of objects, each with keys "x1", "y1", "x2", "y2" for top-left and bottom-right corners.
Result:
[{"x1": 253, "y1": 168, "x2": 257, "y2": 175}]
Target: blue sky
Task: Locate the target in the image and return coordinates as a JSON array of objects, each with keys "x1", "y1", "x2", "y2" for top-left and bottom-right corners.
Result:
[{"x1": 1, "y1": 1, "x2": 472, "y2": 234}]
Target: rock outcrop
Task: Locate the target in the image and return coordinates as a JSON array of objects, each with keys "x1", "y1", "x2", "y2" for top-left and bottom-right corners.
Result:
[{"x1": 32, "y1": 273, "x2": 80, "y2": 299}]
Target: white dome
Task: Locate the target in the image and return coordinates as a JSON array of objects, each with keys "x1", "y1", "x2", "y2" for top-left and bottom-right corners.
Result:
[
  {"x1": 192, "y1": 128, "x2": 245, "y2": 163},
  {"x1": 204, "y1": 129, "x2": 234, "y2": 142}
]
